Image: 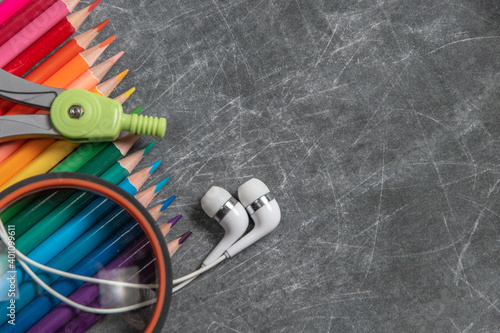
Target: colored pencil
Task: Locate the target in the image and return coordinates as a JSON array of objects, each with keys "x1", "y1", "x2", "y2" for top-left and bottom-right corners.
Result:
[
  {"x1": 0, "y1": 79, "x2": 127, "y2": 189},
  {"x1": 7, "y1": 163, "x2": 162, "y2": 294},
  {"x1": 0, "y1": 0, "x2": 32, "y2": 25},
  {"x1": 0, "y1": 40, "x2": 116, "y2": 167},
  {"x1": 29, "y1": 205, "x2": 178, "y2": 333},
  {"x1": 0, "y1": 174, "x2": 164, "y2": 331},
  {"x1": 0, "y1": 145, "x2": 152, "y2": 277},
  {"x1": 0, "y1": 20, "x2": 108, "y2": 114},
  {"x1": 1, "y1": 135, "x2": 144, "y2": 231},
  {"x1": 0, "y1": 0, "x2": 58, "y2": 47},
  {"x1": 0, "y1": 0, "x2": 82, "y2": 67}
]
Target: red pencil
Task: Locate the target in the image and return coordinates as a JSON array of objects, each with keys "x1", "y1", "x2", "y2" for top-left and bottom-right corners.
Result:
[
  {"x1": 0, "y1": 0, "x2": 82, "y2": 68},
  {"x1": 2, "y1": 0, "x2": 102, "y2": 77},
  {"x1": 0, "y1": 0, "x2": 58, "y2": 47}
]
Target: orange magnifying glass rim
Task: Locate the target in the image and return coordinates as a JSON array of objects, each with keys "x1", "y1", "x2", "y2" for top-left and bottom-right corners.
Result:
[{"x1": 0, "y1": 172, "x2": 172, "y2": 333}]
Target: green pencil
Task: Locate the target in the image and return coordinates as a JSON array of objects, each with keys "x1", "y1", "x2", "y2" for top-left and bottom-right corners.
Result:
[{"x1": 0, "y1": 144, "x2": 153, "y2": 276}]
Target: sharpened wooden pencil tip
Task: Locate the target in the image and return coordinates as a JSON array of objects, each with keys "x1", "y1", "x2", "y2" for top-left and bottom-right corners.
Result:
[
  {"x1": 99, "y1": 35, "x2": 116, "y2": 48},
  {"x1": 89, "y1": 0, "x2": 101, "y2": 12},
  {"x1": 116, "y1": 69, "x2": 129, "y2": 82},
  {"x1": 94, "y1": 19, "x2": 109, "y2": 32},
  {"x1": 113, "y1": 87, "x2": 135, "y2": 104}
]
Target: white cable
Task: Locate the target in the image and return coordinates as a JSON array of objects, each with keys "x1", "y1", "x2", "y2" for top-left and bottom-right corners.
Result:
[
  {"x1": 173, "y1": 255, "x2": 226, "y2": 285},
  {"x1": 17, "y1": 252, "x2": 158, "y2": 289},
  {"x1": 0, "y1": 219, "x2": 157, "y2": 313},
  {"x1": 18, "y1": 258, "x2": 157, "y2": 314},
  {"x1": 172, "y1": 277, "x2": 196, "y2": 293}
]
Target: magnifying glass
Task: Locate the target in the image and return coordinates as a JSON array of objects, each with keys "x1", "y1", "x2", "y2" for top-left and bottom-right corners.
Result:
[{"x1": 0, "y1": 173, "x2": 172, "y2": 333}]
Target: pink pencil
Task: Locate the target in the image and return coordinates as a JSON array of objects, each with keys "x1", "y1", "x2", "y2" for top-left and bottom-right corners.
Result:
[
  {"x1": 0, "y1": 0, "x2": 32, "y2": 26},
  {"x1": 0, "y1": 0, "x2": 81, "y2": 68}
]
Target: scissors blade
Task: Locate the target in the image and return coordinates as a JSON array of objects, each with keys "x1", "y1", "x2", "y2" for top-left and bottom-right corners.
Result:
[
  {"x1": 0, "y1": 69, "x2": 65, "y2": 109},
  {"x1": 0, "y1": 115, "x2": 64, "y2": 142}
]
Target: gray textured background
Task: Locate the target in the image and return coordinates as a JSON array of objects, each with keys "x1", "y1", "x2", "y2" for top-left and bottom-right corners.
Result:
[{"x1": 83, "y1": 0, "x2": 500, "y2": 331}]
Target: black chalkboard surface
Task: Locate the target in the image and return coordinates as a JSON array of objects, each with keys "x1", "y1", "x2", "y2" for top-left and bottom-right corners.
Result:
[{"x1": 85, "y1": 1, "x2": 500, "y2": 331}]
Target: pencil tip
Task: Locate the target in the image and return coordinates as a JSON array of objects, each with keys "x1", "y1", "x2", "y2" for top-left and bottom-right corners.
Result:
[
  {"x1": 99, "y1": 35, "x2": 116, "y2": 48},
  {"x1": 168, "y1": 214, "x2": 182, "y2": 229},
  {"x1": 155, "y1": 177, "x2": 170, "y2": 193},
  {"x1": 143, "y1": 142, "x2": 155, "y2": 155},
  {"x1": 110, "y1": 51, "x2": 125, "y2": 63},
  {"x1": 161, "y1": 195, "x2": 176, "y2": 211},
  {"x1": 149, "y1": 160, "x2": 161, "y2": 174},
  {"x1": 94, "y1": 19, "x2": 109, "y2": 32},
  {"x1": 130, "y1": 106, "x2": 143, "y2": 115},
  {"x1": 116, "y1": 69, "x2": 129, "y2": 82},
  {"x1": 125, "y1": 87, "x2": 136, "y2": 98},
  {"x1": 89, "y1": 0, "x2": 101, "y2": 12},
  {"x1": 179, "y1": 231, "x2": 192, "y2": 245}
]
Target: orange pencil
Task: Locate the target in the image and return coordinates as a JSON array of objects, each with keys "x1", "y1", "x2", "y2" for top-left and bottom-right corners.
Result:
[
  {"x1": 0, "y1": 19, "x2": 109, "y2": 115},
  {"x1": 0, "y1": 71, "x2": 130, "y2": 187}
]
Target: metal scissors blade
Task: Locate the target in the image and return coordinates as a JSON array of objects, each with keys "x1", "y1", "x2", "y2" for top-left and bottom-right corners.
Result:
[
  {"x1": 0, "y1": 69, "x2": 64, "y2": 109},
  {"x1": 0, "y1": 114, "x2": 63, "y2": 142}
]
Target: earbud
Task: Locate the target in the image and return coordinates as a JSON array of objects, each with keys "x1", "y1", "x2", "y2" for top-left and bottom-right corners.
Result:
[
  {"x1": 225, "y1": 178, "x2": 281, "y2": 257},
  {"x1": 201, "y1": 186, "x2": 249, "y2": 266}
]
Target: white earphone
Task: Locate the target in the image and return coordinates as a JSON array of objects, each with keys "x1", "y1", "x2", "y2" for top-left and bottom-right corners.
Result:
[
  {"x1": 172, "y1": 178, "x2": 281, "y2": 292},
  {"x1": 200, "y1": 186, "x2": 248, "y2": 266},
  {"x1": 201, "y1": 178, "x2": 280, "y2": 263}
]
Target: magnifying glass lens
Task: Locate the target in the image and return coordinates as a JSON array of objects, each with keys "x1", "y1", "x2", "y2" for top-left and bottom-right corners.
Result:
[{"x1": 0, "y1": 174, "x2": 171, "y2": 333}]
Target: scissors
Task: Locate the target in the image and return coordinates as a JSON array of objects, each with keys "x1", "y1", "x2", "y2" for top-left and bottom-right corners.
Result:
[{"x1": 0, "y1": 69, "x2": 166, "y2": 143}]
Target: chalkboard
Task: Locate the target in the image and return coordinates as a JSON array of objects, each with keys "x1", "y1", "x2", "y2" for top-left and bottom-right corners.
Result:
[{"x1": 85, "y1": 0, "x2": 500, "y2": 331}]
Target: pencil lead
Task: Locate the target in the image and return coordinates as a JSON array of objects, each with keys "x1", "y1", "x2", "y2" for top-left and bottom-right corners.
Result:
[
  {"x1": 116, "y1": 69, "x2": 129, "y2": 82},
  {"x1": 113, "y1": 87, "x2": 135, "y2": 105},
  {"x1": 179, "y1": 230, "x2": 192, "y2": 245},
  {"x1": 88, "y1": 0, "x2": 101, "y2": 12},
  {"x1": 130, "y1": 106, "x2": 143, "y2": 115},
  {"x1": 149, "y1": 160, "x2": 161, "y2": 174},
  {"x1": 160, "y1": 215, "x2": 181, "y2": 237},
  {"x1": 155, "y1": 177, "x2": 170, "y2": 193},
  {"x1": 94, "y1": 19, "x2": 109, "y2": 32},
  {"x1": 143, "y1": 142, "x2": 155, "y2": 155},
  {"x1": 168, "y1": 215, "x2": 182, "y2": 229},
  {"x1": 99, "y1": 35, "x2": 116, "y2": 48},
  {"x1": 161, "y1": 195, "x2": 176, "y2": 211},
  {"x1": 168, "y1": 231, "x2": 191, "y2": 255}
]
